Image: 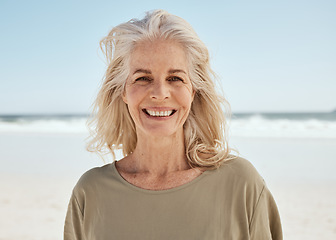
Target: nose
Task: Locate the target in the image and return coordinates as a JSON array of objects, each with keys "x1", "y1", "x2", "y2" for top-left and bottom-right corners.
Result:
[{"x1": 150, "y1": 81, "x2": 170, "y2": 100}]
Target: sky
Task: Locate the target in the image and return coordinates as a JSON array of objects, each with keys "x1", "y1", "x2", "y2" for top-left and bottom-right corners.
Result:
[{"x1": 0, "y1": 0, "x2": 335, "y2": 114}]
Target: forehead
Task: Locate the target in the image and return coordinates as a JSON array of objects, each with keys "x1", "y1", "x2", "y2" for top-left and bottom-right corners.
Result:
[{"x1": 129, "y1": 40, "x2": 189, "y2": 71}]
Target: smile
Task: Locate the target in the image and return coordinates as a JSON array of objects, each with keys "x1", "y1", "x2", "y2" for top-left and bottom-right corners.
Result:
[{"x1": 143, "y1": 109, "x2": 177, "y2": 117}]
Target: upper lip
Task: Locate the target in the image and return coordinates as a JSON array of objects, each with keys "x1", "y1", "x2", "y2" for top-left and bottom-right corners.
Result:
[{"x1": 143, "y1": 107, "x2": 176, "y2": 111}]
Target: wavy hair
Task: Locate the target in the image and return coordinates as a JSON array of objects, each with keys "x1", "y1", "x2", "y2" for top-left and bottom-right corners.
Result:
[{"x1": 87, "y1": 9, "x2": 234, "y2": 169}]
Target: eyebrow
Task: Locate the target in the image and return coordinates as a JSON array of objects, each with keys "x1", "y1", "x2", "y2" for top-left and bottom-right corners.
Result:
[
  {"x1": 132, "y1": 68, "x2": 187, "y2": 75},
  {"x1": 168, "y1": 69, "x2": 187, "y2": 75},
  {"x1": 133, "y1": 69, "x2": 152, "y2": 75}
]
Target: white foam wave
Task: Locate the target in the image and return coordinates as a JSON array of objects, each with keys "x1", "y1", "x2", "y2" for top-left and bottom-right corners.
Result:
[
  {"x1": 229, "y1": 115, "x2": 336, "y2": 138},
  {"x1": 0, "y1": 118, "x2": 88, "y2": 134},
  {"x1": 1, "y1": 115, "x2": 336, "y2": 138}
]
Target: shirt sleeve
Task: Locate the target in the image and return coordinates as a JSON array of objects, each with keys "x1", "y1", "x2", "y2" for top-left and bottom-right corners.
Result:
[
  {"x1": 249, "y1": 186, "x2": 283, "y2": 240},
  {"x1": 64, "y1": 191, "x2": 85, "y2": 240}
]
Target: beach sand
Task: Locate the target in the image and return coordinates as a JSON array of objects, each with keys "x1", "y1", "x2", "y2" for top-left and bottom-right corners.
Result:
[{"x1": 0, "y1": 133, "x2": 336, "y2": 239}]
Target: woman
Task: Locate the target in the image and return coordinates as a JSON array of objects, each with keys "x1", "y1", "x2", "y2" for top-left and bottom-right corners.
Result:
[{"x1": 64, "y1": 10, "x2": 282, "y2": 239}]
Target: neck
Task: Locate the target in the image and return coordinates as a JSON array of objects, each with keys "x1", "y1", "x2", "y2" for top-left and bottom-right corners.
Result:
[{"x1": 125, "y1": 130, "x2": 190, "y2": 176}]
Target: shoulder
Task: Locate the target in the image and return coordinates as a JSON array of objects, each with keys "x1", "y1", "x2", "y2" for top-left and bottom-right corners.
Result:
[
  {"x1": 215, "y1": 157, "x2": 271, "y2": 222},
  {"x1": 218, "y1": 158, "x2": 283, "y2": 238},
  {"x1": 217, "y1": 156, "x2": 265, "y2": 185},
  {"x1": 208, "y1": 156, "x2": 266, "y2": 202},
  {"x1": 72, "y1": 163, "x2": 114, "y2": 195}
]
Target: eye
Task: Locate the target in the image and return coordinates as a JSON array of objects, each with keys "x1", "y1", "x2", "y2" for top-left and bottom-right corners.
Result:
[
  {"x1": 167, "y1": 76, "x2": 184, "y2": 82},
  {"x1": 135, "y1": 76, "x2": 152, "y2": 82}
]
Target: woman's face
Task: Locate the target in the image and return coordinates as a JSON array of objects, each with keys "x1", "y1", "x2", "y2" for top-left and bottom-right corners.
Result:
[{"x1": 123, "y1": 39, "x2": 195, "y2": 139}]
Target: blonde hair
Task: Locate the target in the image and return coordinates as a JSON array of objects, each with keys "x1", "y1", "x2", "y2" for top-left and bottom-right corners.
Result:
[{"x1": 87, "y1": 9, "x2": 234, "y2": 169}]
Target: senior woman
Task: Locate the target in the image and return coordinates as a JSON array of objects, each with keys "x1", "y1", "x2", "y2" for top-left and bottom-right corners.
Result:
[{"x1": 64, "y1": 10, "x2": 282, "y2": 240}]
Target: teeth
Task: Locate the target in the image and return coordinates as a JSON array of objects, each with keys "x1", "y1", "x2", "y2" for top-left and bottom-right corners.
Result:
[{"x1": 146, "y1": 110, "x2": 173, "y2": 117}]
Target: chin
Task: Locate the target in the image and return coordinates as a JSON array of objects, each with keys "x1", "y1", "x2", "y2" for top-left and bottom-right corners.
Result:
[{"x1": 139, "y1": 127, "x2": 183, "y2": 139}]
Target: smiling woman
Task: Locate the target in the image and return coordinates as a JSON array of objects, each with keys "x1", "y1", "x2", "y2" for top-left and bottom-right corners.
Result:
[
  {"x1": 64, "y1": 9, "x2": 282, "y2": 240},
  {"x1": 86, "y1": 11, "x2": 231, "y2": 168}
]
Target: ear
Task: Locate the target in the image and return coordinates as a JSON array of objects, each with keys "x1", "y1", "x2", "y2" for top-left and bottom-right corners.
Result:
[
  {"x1": 122, "y1": 91, "x2": 128, "y2": 104},
  {"x1": 191, "y1": 89, "x2": 196, "y2": 101}
]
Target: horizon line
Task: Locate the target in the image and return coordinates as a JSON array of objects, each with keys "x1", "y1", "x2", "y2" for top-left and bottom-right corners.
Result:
[{"x1": 0, "y1": 110, "x2": 335, "y2": 117}]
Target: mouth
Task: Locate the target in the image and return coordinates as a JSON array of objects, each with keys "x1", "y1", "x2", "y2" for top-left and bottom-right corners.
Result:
[{"x1": 143, "y1": 109, "x2": 177, "y2": 117}]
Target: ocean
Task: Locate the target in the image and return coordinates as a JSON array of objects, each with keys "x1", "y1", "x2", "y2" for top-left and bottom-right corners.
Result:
[{"x1": 1, "y1": 112, "x2": 335, "y2": 138}]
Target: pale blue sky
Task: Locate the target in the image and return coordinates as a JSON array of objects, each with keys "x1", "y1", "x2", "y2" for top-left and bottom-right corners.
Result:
[{"x1": 0, "y1": 0, "x2": 335, "y2": 114}]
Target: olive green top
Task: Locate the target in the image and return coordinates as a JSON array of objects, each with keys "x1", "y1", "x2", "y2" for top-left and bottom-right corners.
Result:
[{"x1": 64, "y1": 157, "x2": 282, "y2": 240}]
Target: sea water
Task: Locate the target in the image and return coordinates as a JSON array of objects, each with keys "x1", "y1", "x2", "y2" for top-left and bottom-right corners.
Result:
[
  {"x1": 1, "y1": 112, "x2": 336, "y2": 138},
  {"x1": 230, "y1": 112, "x2": 336, "y2": 138}
]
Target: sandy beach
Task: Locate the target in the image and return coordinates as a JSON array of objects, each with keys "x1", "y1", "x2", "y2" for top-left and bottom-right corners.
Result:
[{"x1": 0, "y1": 132, "x2": 336, "y2": 239}]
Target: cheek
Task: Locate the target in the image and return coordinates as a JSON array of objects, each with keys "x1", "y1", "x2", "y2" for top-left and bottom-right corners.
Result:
[
  {"x1": 124, "y1": 85, "x2": 137, "y2": 104},
  {"x1": 176, "y1": 92, "x2": 193, "y2": 111},
  {"x1": 124, "y1": 87, "x2": 144, "y2": 111},
  {"x1": 179, "y1": 85, "x2": 195, "y2": 106}
]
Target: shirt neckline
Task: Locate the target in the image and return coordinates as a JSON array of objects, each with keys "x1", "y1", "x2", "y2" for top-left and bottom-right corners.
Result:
[{"x1": 111, "y1": 161, "x2": 213, "y2": 194}]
